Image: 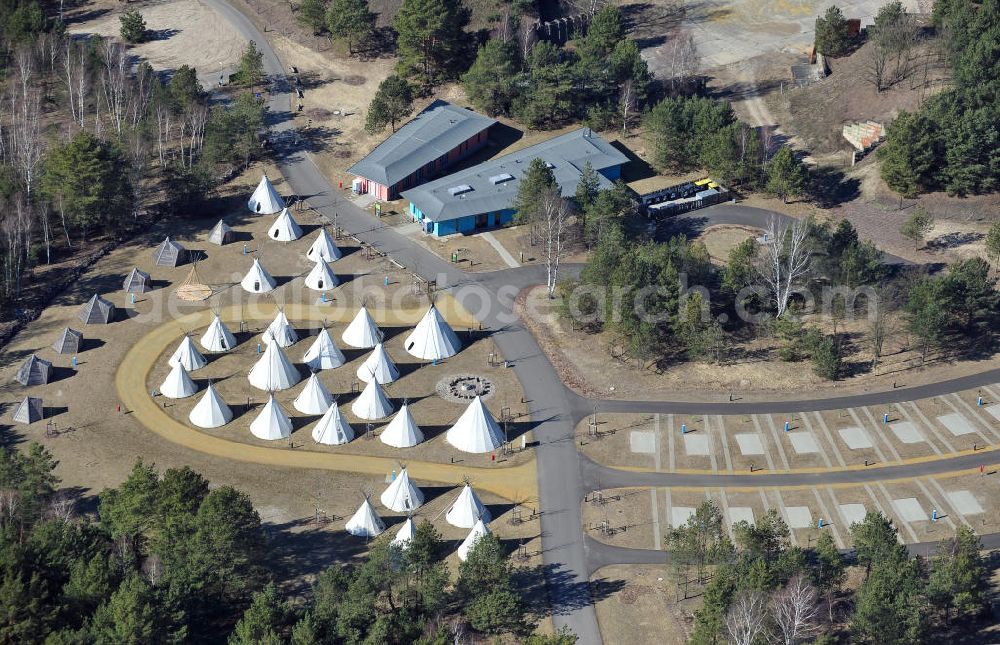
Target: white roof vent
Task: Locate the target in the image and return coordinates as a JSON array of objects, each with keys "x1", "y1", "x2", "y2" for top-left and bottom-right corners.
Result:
[
  {"x1": 448, "y1": 184, "x2": 474, "y2": 196},
  {"x1": 544, "y1": 161, "x2": 555, "y2": 169},
  {"x1": 489, "y1": 173, "x2": 514, "y2": 185}
]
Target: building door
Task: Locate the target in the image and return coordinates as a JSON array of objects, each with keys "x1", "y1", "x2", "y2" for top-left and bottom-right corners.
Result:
[{"x1": 475, "y1": 213, "x2": 488, "y2": 229}]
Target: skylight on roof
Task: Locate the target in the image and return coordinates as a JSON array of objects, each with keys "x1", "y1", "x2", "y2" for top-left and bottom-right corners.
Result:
[
  {"x1": 448, "y1": 184, "x2": 474, "y2": 196},
  {"x1": 489, "y1": 173, "x2": 514, "y2": 185}
]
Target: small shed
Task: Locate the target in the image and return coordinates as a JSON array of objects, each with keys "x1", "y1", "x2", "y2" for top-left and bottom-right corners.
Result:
[
  {"x1": 52, "y1": 327, "x2": 83, "y2": 354},
  {"x1": 12, "y1": 396, "x2": 42, "y2": 424},
  {"x1": 79, "y1": 294, "x2": 115, "y2": 324},
  {"x1": 15, "y1": 354, "x2": 52, "y2": 386},
  {"x1": 153, "y1": 236, "x2": 187, "y2": 267},
  {"x1": 208, "y1": 220, "x2": 235, "y2": 246},
  {"x1": 123, "y1": 267, "x2": 151, "y2": 293}
]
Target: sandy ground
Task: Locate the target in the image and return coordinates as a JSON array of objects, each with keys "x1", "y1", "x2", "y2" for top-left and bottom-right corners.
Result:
[
  {"x1": 591, "y1": 564, "x2": 690, "y2": 645},
  {"x1": 699, "y1": 224, "x2": 760, "y2": 264}
]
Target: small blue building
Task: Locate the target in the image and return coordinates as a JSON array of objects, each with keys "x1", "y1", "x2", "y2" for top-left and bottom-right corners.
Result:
[{"x1": 401, "y1": 128, "x2": 629, "y2": 237}]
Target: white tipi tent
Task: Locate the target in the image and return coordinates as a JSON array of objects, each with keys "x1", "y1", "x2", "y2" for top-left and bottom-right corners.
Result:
[
  {"x1": 457, "y1": 519, "x2": 492, "y2": 561},
  {"x1": 392, "y1": 517, "x2": 416, "y2": 549},
  {"x1": 403, "y1": 304, "x2": 461, "y2": 361},
  {"x1": 250, "y1": 394, "x2": 293, "y2": 440},
  {"x1": 306, "y1": 228, "x2": 342, "y2": 262},
  {"x1": 159, "y1": 362, "x2": 197, "y2": 399},
  {"x1": 311, "y1": 401, "x2": 354, "y2": 445},
  {"x1": 357, "y1": 343, "x2": 399, "y2": 384},
  {"x1": 248, "y1": 174, "x2": 285, "y2": 214},
  {"x1": 380, "y1": 404, "x2": 424, "y2": 448},
  {"x1": 342, "y1": 306, "x2": 381, "y2": 349},
  {"x1": 446, "y1": 484, "x2": 491, "y2": 528},
  {"x1": 293, "y1": 373, "x2": 334, "y2": 414},
  {"x1": 303, "y1": 328, "x2": 346, "y2": 370},
  {"x1": 263, "y1": 310, "x2": 298, "y2": 347},
  {"x1": 351, "y1": 378, "x2": 394, "y2": 420},
  {"x1": 240, "y1": 258, "x2": 277, "y2": 294},
  {"x1": 200, "y1": 314, "x2": 237, "y2": 353},
  {"x1": 345, "y1": 497, "x2": 385, "y2": 538},
  {"x1": 268, "y1": 208, "x2": 303, "y2": 241},
  {"x1": 188, "y1": 383, "x2": 233, "y2": 428},
  {"x1": 169, "y1": 335, "x2": 208, "y2": 371},
  {"x1": 380, "y1": 467, "x2": 425, "y2": 512},
  {"x1": 445, "y1": 396, "x2": 504, "y2": 453},
  {"x1": 248, "y1": 333, "x2": 301, "y2": 391},
  {"x1": 303, "y1": 260, "x2": 339, "y2": 292}
]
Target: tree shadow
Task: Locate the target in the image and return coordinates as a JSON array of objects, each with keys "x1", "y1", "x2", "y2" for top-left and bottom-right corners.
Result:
[
  {"x1": 515, "y1": 561, "x2": 627, "y2": 618},
  {"x1": 147, "y1": 28, "x2": 180, "y2": 41},
  {"x1": 809, "y1": 166, "x2": 861, "y2": 208}
]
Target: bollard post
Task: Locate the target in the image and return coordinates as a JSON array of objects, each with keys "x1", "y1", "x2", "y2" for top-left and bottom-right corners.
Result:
[
  {"x1": 257, "y1": 342, "x2": 262, "y2": 354},
  {"x1": 784, "y1": 421, "x2": 790, "y2": 432},
  {"x1": 818, "y1": 517, "x2": 824, "y2": 528},
  {"x1": 72, "y1": 355, "x2": 77, "y2": 369},
  {"x1": 321, "y1": 292, "x2": 326, "y2": 303},
  {"x1": 978, "y1": 396, "x2": 983, "y2": 406},
  {"x1": 883, "y1": 413, "x2": 889, "y2": 425},
  {"x1": 130, "y1": 293, "x2": 135, "y2": 305},
  {"x1": 391, "y1": 469, "x2": 396, "y2": 481},
  {"x1": 932, "y1": 509, "x2": 937, "y2": 522},
  {"x1": 243, "y1": 243, "x2": 248, "y2": 255},
  {"x1": 681, "y1": 423, "x2": 687, "y2": 434},
  {"x1": 384, "y1": 275, "x2": 389, "y2": 287}
]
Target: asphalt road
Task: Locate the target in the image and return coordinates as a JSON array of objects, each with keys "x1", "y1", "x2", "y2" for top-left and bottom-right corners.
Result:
[{"x1": 199, "y1": 3, "x2": 999, "y2": 640}]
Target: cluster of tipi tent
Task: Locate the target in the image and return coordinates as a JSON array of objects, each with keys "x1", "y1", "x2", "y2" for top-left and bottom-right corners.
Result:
[{"x1": 344, "y1": 472, "x2": 493, "y2": 560}]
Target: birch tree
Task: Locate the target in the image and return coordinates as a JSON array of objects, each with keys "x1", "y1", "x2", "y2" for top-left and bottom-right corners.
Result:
[
  {"x1": 756, "y1": 215, "x2": 811, "y2": 317},
  {"x1": 725, "y1": 589, "x2": 769, "y2": 645},
  {"x1": 771, "y1": 575, "x2": 818, "y2": 645},
  {"x1": 538, "y1": 184, "x2": 570, "y2": 297},
  {"x1": 666, "y1": 32, "x2": 699, "y2": 94},
  {"x1": 101, "y1": 39, "x2": 130, "y2": 137}
]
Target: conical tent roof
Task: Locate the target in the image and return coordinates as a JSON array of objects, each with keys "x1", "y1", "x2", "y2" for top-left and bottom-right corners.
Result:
[
  {"x1": 268, "y1": 208, "x2": 303, "y2": 242},
  {"x1": 446, "y1": 396, "x2": 504, "y2": 453},
  {"x1": 342, "y1": 307, "x2": 381, "y2": 349},
  {"x1": 152, "y1": 236, "x2": 186, "y2": 267},
  {"x1": 14, "y1": 354, "x2": 51, "y2": 386},
  {"x1": 304, "y1": 260, "x2": 339, "y2": 291},
  {"x1": 52, "y1": 327, "x2": 83, "y2": 354},
  {"x1": 249, "y1": 394, "x2": 293, "y2": 440},
  {"x1": 392, "y1": 517, "x2": 416, "y2": 549},
  {"x1": 403, "y1": 305, "x2": 461, "y2": 361},
  {"x1": 248, "y1": 333, "x2": 301, "y2": 391},
  {"x1": 357, "y1": 343, "x2": 399, "y2": 384},
  {"x1": 262, "y1": 310, "x2": 298, "y2": 347},
  {"x1": 123, "y1": 267, "x2": 151, "y2": 293},
  {"x1": 345, "y1": 498, "x2": 385, "y2": 538},
  {"x1": 12, "y1": 396, "x2": 42, "y2": 424},
  {"x1": 293, "y1": 373, "x2": 334, "y2": 414},
  {"x1": 208, "y1": 220, "x2": 235, "y2": 245},
  {"x1": 311, "y1": 400, "x2": 354, "y2": 445},
  {"x1": 169, "y1": 335, "x2": 208, "y2": 371},
  {"x1": 200, "y1": 315, "x2": 237, "y2": 352},
  {"x1": 457, "y1": 519, "x2": 492, "y2": 561},
  {"x1": 303, "y1": 328, "x2": 345, "y2": 370},
  {"x1": 159, "y1": 362, "x2": 197, "y2": 399},
  {"x1": 188, "y1": 383, "x2": 233, "y2": 428},
  {"x1": 380, "y1": 468, "x2": 425, "y2": 512},
  {"x1": 446, "y1": 484, "x2": 491, "y2": 528},
  {"x1": 351, "y1": 378, "x2": 394, "y2": 420},
  {"x1": 78, "y1": 294, "x2": 114, "y2": 324},
  {"x1": 248, "y1": 174, "x2": 285, "y2": 214},
  {"x1": 240, "y1": 258, "x2": 277, "y2": 294},
  {"x1": 380, "y1": 404, "x2": 424, "y2": 448},
  {"x1": 306, "y1": 227, "x2": 342, "y2": 262}
]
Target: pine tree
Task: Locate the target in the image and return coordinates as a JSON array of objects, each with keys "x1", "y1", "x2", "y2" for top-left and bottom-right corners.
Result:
[
  {"x1": 119, "y1": 8, "x2": 147, "y2": 43},
  {"x1": 462, "y1": 39, "x2": 521, "y2": 116},
  {"x1": 393, "y1": 0, "x2": 470, "y2": 86},
  {"x1": 364, "y1": 75, "x2": 413, "y2": 134},
  {"x1": 513, "y1": 157, "x2": 557, "y2": 224},
  {"x1": 899, "y1": 205, "x2": 934, "y2": 250},
  {"x1": 326, "y1": 0, "x2": 375, "y2": 54},
  {"x1": 237, "y1": 41, "x2": 265, "y2": 91},
  {"x1": 297, "y1": 0, "x2": 328, "y2": 34},
  {"x1": 814, "y1": 5, "x2": 851, "y2": 56},
  {"x1": 574, "y1": 161, "x2": 600, "y2": 212},
  {"x1": 878, "y1": 111, "x2": 938, "y2": 198},
  {"x1": 766, "y1": 146, "x2": 809, "y2": 203}
]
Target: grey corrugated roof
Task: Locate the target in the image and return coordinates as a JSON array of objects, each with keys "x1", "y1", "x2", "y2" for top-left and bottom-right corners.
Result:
[
  {"x1": 401, "y1": 128, "x2": 629, "y2": 222},
  {"x1": 348, "y1": 100, "x2": 497, "y2": 187}
]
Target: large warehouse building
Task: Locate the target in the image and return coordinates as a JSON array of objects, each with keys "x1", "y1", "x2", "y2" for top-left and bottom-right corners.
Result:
[{"x1": 402, "y1": 128, "x2": 628, "y2": 237}]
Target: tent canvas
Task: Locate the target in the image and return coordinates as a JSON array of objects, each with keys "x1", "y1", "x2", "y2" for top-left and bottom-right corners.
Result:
[
  {"x1": 303, "y1": 328, "x2": 346, "y2": 370},
  {"x1": 357, "y1": 343, "x2": 399, "y2": 384},
  {"x1": 263, "y1": 310, "x2": 298, "y2": 347},
  {"x1": 342, "y1": 307, "x2": 381, "y2": 349},
  {"x1": 380, "y1": 468, "x2": 425, "y2": 512},
  {"x1": 52, "y1": 327, "x2": 83, "y2": 354},
  {"x1": 306, "y1": 228, "x2": 342, "y2": 262},
  {"x1": 446, "y1": 396, "x2": 504, "y2": 453},
  {"x1": 12, "y1": 396, "x2": 43, "y2": 424},
  {"x1": 200, "y1": 315, "x2": 237, "y2": 352},
  {"x1": 351, "y1": 378, "x2": 394, "y2": 420},
  {"x1": 240, "y1": 258, "x2": 277, "y2": 293},
  {"x1": 312, "y1": 401, "x2": 354, "y2": 445},
  {"x1": 293, "y1": 373, "x2": 334, "y2": 414},
  {"x1": 248, "y1": 174, "x2": 285, "y2": 214},
  {"x1": 446, "y1": 484, "x2": 490, "y2": 528},
  {"x1": 457, "y1": 519, "x2": 491, "y2": 561},
  {"x1": 153, "y1": 236, "x2": 187, "y2": 267},
  {"x1": 123, "y1": 267, "x2": 151, "y2": 293},
  {"x1": 403, "y1": 305, "x2": 461, "y2": 361},
  {"x1": 248, "y1": 334, "x2": 301, "y2": 391},
  {"x1": 380, "y1": 404, "x2": 424, "y2": 448},
  {"x1": 208, "y1": 220, "x2": 235, "y2": 245},
  {"x1": 268, "y1": 208, "x2": 303, "y2": 241},
  {"x1": 159, "y1": 362, "x2": 197, "y2": 399},
  {"x1": 304, "y1": 260, "x2": 339, "y2": 291},
  {"x1": 169, "y1": 335, "x2": 208, "y2": 371},
  {"x1": 250, "y1": 394, "x2": 293, "y2": 440},
  {"x1": 14, "y1": 354, "x2": 51, "y2": 386},
  {"x1": 345, "y1": 498, "x2": 385, "y2": 538},
  {"x1": 79, "y1": 294, "x2": 115, "y2": 324},
  {"x1": 392, "y1": 518, "x2": 416, "y2": 548},
  {"x1": 188, "y1": 383, "x2": 233, "y2": 428}
]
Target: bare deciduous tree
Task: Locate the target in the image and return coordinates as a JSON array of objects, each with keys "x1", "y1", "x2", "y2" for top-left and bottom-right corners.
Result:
[
  {"x1": 725, "y1": 589, "x2": 769, "y2": 645},
  {"x1": 518, "y1": 21, "x2": 537, "y2": 63},
  {"x1": 771, "y1": 575, "x2": 819, "y2": 645},
  {"x1": 101, "y1": 39, "x2": 130, "y2": 137},
  {"x1": 756, "y1": 215, "x2": 812, "y2": 317},
  {"x1": 868, "y1": 286, "x2": 894, "y2": 373},
  {"x1": 666, "y1": 32, "x2": 700, "y2": 94},
  {"x1": 620, "y1": 78, "x2": 636, "y2": 135},
  {"x1": 538, "y1": 185, "x2": 571, "y2": 297}
]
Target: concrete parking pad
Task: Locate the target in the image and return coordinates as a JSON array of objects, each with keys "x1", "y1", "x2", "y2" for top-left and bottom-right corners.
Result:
[
  {"x1": 937, "y1": 413, "x2": 976, "y2": 437},
  {"x1": 838, "y1": 426, "x2": 873, "y2": 449},
  {"x1": 683, "y1": 434, "x2": 711, "y2": 456},
  {"x1": 838, "y1": 503, "x2": 867, "y2": 527},
  {"x1": 788, "y1": 432, "x2": 819, "y2": 454},
  {"x1": 893, "y1": 497, "x2": 929, "y2": 522},
  {"x1": 629, "y1": 430, "x2": 655, "y2": 454},
  {"x1": 986, "y1": 404, "x2": 1000, "y2": 423},
  {"x1": 890, "y1": 422, "x2": 925, "y2": 444},
  {"x1": 947, "y1": 490, "x2": 984, "y2": 515},
  {"x1": 734, "y1": 434, "x2": 765, "y2": 455},
  {"x1": 785, "y1": 506, "x2": 812, "y2": 529},
  {"x1": 670, "y1": 506, "x2": 696, "y2": 528},
  {"x1": 728, "y1": 507, "x2": 755, "y2": 526}
]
